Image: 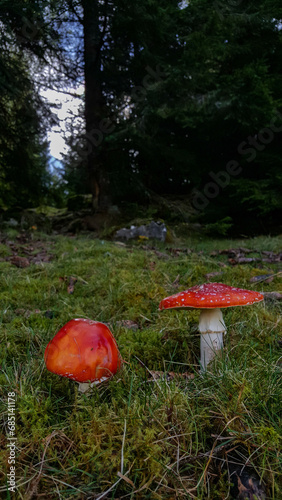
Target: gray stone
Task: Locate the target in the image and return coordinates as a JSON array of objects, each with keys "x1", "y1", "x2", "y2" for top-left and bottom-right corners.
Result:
[
  {"x1": 114, "y1": 221, "x2": 167, "y2": 242},
  {"x1": 5, "y1": 218, "x2": 19, "y2": 227}
]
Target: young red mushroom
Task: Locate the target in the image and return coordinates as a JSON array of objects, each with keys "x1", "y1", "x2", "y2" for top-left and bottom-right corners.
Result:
[
  {"x1": 44, "y1": 319, "x2": 122, "y2": 392},
  {"x1": 159, "y1": 283, "x2": 264, "y2": 370}
]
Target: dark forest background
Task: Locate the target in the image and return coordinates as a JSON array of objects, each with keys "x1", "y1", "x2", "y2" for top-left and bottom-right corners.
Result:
[{"x1": 1, "y1": 0, "x2": 282, "y2": 235}]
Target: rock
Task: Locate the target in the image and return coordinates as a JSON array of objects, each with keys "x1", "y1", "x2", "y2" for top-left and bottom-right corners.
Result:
[
  {"x1": 114, "y1": 221, "x2": 167, "y2": 242},
  {"x1": 114, "y1": 227, "x2": 134, "y2": 240},
  {"x1": 5, "y1": 218, "x2": 19, "y2": 228}
]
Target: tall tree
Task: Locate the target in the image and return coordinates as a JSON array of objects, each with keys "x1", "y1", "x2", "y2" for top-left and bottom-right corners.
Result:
[
  {"x1": 47, "y1": 0, "x2": 282, "y2": 231},
  {"x1": 116, "y1": 0, "x2": 282, "y2": 231},
  {"x1": 81, "y1": 0, "x2": 110, "y2": 208},
  {"x1": 62, "y1": 0, "x2": 181, "y2": 208},
  {"x1": 0, "y1": 5, "x2": 49, "y2": 208}
]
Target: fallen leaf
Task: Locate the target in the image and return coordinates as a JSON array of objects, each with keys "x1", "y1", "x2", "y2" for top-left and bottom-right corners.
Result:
[
  {"x1": 147, "y1": 371, "x2": 194, "y2": 382},
  {"x1": 218, "y1": 248, "x2": 254, "y2": 256},
  {"x1": 168, "y1": 247, "x2": 192, "y2": 256},
  {"x1": 237, "y1": 247, "x2": 253, "y2": 254},
  {"x1": 154, "y1": 250, "x2": 169, "y2": 260},
  {"x1": 262, "y1": 292, "x2": 282, "y2": 300},
  {"x1": 15, "y1": 308, "x2": 26, "y2": 316},
  {"x1": 148, "y1": 261, "x2": 156, "y2": 271},
  {"x1": 217, "y1": 261, "x2": 228, "y2": 268},
  {"x1": 67, "y1": 276, "x2": 77, "y2": 294},
  {"x1": 262, "y1": 250, "x2": 279, "y2": 257},
  {"x1": 231, "y1": 472, "x2": 266, "y2": 500},
  {"x1": 249, "y1": 274, "x2": 274, "y2": 283},
  {"x1": 262, "y1": 256, "x2": 281, "y2": 263},
  {"x1": 117, "y1": 472, "x2": 135, "y2": 488},
  {"x1": 9, "y1": 256, "x2": 30, "y2": 268},
  {"x1": 229, "y1": 257, "x2": 260, "y2": 265},
  {"x1": 115, "y1": 320, "x2": 139, "y2": 331},
  {"x1": 59, "y1": 276, "x2": 78, "y2": 294},
  {"x1": 205, "y1": 271, "x2": 224, "y2": 280},
  {"x1": 171, "y1": 274, "x2": 180, "y2": 288},
  {"x1": 32, "y1": 253, "x2": 54, "y2": 264},
  {"x1": 261, "y1": 251, "x2": 282, "y2": 262}
]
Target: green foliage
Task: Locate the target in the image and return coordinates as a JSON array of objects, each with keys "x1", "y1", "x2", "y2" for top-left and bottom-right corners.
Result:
[
  {"x1": 0, "y1": 0, "x2": 68, "y2": 210},
  {"x1": 0, "y1": 9, "x2": 52, "y2": 209},
  {"x1": 87, "y1": 0, "x2": 282, "y2": 230},
  {"x1": 1, "y1": 0, "x2": 281, "y2": 230},
  {"x1": 204, "y1": 217, "x2": 233, "y2": 237}
]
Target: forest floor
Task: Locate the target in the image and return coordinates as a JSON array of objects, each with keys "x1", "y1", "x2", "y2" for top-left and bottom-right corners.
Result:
[{"x1": 0, "y1": 229, "x2": 281, "y2": 499}]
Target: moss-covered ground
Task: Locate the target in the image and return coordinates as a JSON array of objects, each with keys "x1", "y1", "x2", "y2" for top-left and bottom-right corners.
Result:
[{"x1": 0, "y1": 231, "x2": 281, "y2": 499}]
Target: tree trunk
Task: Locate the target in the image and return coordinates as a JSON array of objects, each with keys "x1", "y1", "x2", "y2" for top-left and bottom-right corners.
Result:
[{"x1": 82, "y1": 0, "x2": 111, "y2": 210}]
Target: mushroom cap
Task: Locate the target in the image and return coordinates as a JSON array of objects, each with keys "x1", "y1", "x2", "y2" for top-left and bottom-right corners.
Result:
[
  {"x1": 44, "y1": 319, "x2": 121, "y2": 383},
  {"x1": 159, "y1": 283, "x2": 264, "y2": 310}
]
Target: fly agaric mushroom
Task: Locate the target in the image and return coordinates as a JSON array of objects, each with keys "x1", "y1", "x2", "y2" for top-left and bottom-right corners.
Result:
[
  {"x1": 44, "y1": 319, "x2": 122, "y2": 392},
  {"x1": 159, "y1": 283, "x2": 264, "y2": 370}
]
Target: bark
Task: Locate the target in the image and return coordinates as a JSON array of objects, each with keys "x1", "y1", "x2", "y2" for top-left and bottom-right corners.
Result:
[{"x1": 81, "y1": 0, "x2": 111, "y2": 210}]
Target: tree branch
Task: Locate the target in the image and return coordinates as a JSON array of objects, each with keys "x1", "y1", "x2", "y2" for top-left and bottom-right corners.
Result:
[{"x1": 66, "y1": 0, "x2": 84, "y2": 24}]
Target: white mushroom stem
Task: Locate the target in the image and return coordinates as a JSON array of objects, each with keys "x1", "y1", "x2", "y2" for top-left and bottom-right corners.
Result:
[
  {"x1": 78, "y1": 377, "x2": 109, "y2": 393},
  {"x1": 199, "y1": 308, "x2": 226, "y2": 370}
]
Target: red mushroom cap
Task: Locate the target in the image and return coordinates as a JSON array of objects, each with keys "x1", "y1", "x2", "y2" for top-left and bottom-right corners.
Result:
[
  {"x1": 159, "y1": 283, "x2": 264, "y2": 310},
  {"x1": 44, "y1": 319, "x2": 121, "y2": 383}
]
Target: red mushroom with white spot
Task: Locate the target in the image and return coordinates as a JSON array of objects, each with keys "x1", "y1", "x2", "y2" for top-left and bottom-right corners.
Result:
[
  {"x1": 159, "y1": 283, "x2": 264, "y2": 370},
  {"x1": 44, "y1": 319, "x2": 122, "y2": 392}
]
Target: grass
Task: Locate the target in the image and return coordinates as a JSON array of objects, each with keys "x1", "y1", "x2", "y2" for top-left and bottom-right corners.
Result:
[{"x1": 0, "y1": 230, "x2": 281, "y2": 498}]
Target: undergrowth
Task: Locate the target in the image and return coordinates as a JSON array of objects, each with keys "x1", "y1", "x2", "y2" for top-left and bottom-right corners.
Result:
[{"x1": 0, "y1": 231, "x2": 281, "y2": 498}]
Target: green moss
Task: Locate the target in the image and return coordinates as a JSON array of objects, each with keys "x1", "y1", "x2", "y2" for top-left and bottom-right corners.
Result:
[
  {"x1": 0, "y1": 232, "x2": 281, "y2": 498},
  {"x1": 0, "y1": 243, "x2": 12, "y2": 258}
]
